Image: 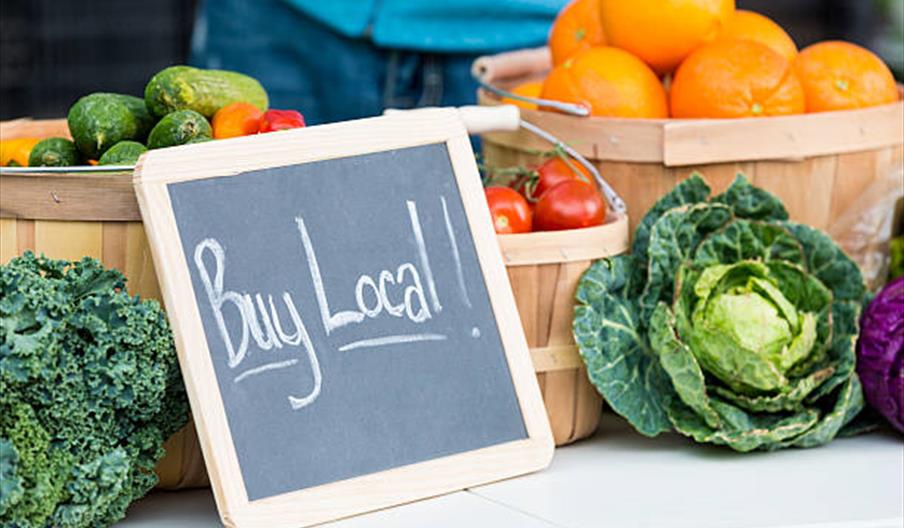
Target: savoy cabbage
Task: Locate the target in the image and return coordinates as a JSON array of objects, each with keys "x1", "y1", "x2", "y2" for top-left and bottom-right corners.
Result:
[{"x1": 574, "y1": 175, "x2": 867, "y2": 451}]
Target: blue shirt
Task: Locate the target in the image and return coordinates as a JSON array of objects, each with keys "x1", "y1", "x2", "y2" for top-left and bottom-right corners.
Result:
[{"x1": 284, "y1": 0, "x2": 565, "y2": 52}]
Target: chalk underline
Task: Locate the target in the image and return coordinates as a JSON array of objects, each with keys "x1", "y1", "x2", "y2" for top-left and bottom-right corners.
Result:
[
  {"x1": 232, "y1": 334, "x2": 447, "y2": 381},
  {"x1": 234, "y1": 359, "x2": 299, "y2": 383},
  {"x1": 338, "y1": 333, "x2": 447, "y2": 352}
]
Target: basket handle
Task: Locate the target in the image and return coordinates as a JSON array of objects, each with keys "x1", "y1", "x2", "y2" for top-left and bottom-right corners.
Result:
[
  {"x1": 404, "y1": 105, "x2": 627, "y2": 215},
  {"x1": 470, "y1": 47, "x2": 552, "y2": 84},
  {"x1": 516, "y1": 119, "x2": 626, "y2": 215},
  {"x1": 471, "y1": 48, "x2": 589, "y2": 117}
]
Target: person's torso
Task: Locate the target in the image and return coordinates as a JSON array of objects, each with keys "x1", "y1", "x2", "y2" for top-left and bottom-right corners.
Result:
[{"x1": 284, "y1": 0, "x2": 565, "y2": 52}]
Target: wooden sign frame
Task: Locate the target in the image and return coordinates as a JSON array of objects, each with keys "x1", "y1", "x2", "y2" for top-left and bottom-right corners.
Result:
[{"x1": 133, "y1": 108, "x2": 554, "y2": 527}]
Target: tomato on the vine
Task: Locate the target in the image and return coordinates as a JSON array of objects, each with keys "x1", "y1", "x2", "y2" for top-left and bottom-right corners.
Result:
[
  {"x1": 485, "y1": 186, "x2": 533, "y2": 234},
  {"x1": 534, "y1": 180, "x2": 607, "y2": 231},
  {"x1": 523, "y1": 156, "x2": 592, "y2": 201}
]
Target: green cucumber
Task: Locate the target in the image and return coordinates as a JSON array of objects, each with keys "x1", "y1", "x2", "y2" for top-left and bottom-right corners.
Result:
[
  {"x1": 67, "y1": 93, "x2": 155, "y2": 159},
  {"x1": 144, "y1": 65, "x2": 269, "y2": 118},
  {"x1": 28, "y1": 138, "x2": 80, "y2": 167},
  {"x1": 98, "y1": 141, "x2": 147, "y2": 165},
  {"x1": 147, "y1": 110, "x2": 212, "y2": 149}
]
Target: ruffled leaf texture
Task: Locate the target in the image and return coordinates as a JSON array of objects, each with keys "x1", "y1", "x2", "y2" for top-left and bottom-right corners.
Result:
[
  {"x1": 574, "y1": 174, "x2": 868, "y2": 451},
  {"x1": 1, "y1": 253, "x2": 188, "y2": 527}
]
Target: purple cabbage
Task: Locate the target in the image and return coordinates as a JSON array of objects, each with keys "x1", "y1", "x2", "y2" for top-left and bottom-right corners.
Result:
[{"x1": 857, "y1": 276, "x2": 904, "y2": 432}]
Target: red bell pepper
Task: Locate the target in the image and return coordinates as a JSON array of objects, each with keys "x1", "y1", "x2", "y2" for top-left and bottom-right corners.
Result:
[{"x1": 259, "y1": 109, "x2": 306, "y2": 133}]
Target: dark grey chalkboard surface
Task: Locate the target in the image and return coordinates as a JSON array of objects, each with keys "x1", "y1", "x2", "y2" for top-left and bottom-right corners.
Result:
[{"x1": 168, "y1": 143, "x2": 527, "y2": 501}]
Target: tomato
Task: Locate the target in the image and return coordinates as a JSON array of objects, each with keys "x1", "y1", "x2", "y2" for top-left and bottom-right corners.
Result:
[
  {"x1": 485, "y1": 186, "x2": 533, "y2": 234},
  {"x1": 534, "y1": 180, "x2": 607, "y2": 231},
  {"x1": 523, "y1": 156, "x2": 592, "y2": 201}
]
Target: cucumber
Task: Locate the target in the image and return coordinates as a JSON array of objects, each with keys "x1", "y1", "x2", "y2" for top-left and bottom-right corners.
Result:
[
  {"x1": 67, "y1": 93, "x2": 155, "y2": 159},
  {"x1": 28, "y1": 138, "x2": 80, "y2": 167},
  {"x1": 98, "y1": 141, "x2": 147, "y2": 165},
  {"x1": 145, "y1": 65, "x2": 269, "y2": 118},
  {"x1": 147, "y1": 110, "x2": 213, "y2": 149}
]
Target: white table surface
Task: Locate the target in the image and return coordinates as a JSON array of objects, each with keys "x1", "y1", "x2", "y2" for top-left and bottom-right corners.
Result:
[{"x1": 118, "y1": 414, "x2": 904, "y2": 528}]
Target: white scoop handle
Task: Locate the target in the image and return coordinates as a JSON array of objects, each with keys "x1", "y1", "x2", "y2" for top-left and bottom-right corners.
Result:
[{"x1": 456, "y1": 105, "x2": 521, "y2": 134}]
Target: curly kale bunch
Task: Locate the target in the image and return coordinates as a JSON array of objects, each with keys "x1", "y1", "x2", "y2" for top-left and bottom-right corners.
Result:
[
  {"x1": 1, "y1": 253, "x2": 188, "y2": 527},
  {"x1": 574, "y1": 175, "x2": 867, "y2": 451}
]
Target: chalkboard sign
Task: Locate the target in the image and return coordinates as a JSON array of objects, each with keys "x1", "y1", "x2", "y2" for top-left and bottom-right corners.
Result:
[{"x1": 134, "y1": 109, "x2": 553, "y2": 528}]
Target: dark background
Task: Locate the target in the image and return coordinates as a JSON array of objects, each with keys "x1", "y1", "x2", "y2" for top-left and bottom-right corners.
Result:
[
  {"x1": 0, "y1": 0, "x2": 197, "y2": 120},
  {"x1": 1, "y1": 0, "x2": 901, "y2": 120}
]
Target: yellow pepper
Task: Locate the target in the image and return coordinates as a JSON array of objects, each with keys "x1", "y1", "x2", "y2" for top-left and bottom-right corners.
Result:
[{"x1": 0, "y1": 137, "x2": 42, "y2": 167}]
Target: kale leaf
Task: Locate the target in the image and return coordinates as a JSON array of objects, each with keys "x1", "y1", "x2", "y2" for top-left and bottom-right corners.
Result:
[{"x1": 1, "y1": 253, "x2": 188, "y2": 527}]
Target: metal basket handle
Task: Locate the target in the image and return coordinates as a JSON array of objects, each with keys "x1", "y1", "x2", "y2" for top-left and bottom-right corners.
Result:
[
  {"x1": 451, "y1": 105, "x2": 626, "y2": 215},
  {"x1": 471, "y1": 48, "x2": 589, "y2": 118}
]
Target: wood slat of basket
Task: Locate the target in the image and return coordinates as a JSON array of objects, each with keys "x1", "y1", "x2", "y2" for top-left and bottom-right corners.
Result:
[
  {"x1": 529, "y1": 345, "x2": 584, "y2": 371},
  {"x1": 35, "y1": 220, "x2": 103, "y2": 260},
  {"x1": 0, "y1": 172, "x2": 139, "y2": 221},
  {"x1": 0, "y1": 220, "x2": 15, "y2": 263},
  {"x1": 1, "y1": 216, "x2": 160, "y2": 307},
  {"x1": 499, "y1": 218, "x2": 629, "y2": 445},
  {"x1": 479, "y1": 82, "x2": 904, "y2": 167},
  {"x1": 156, "y1": 418, "x2": 211, "y2": 489},
  {"x1": 830, "y1": 148, "x2": 902, "y2": 221},
  {"x1": 754, "y1": 157, "x2": 838, "y2": 229},
  {"x1": 0, "y1": 120, "x2": 140, "y2": 224},
  {"x1": 599, "y1": 161, "x2": 680, "y2": 232},
  {"x1": 507, "y1": 259, "x2": 601, "y2": 446},
  {"x1": 0, "y1": 118, "x2": 71, "y2": 139},
  {"x1": 499, "y1": 216, "x2": 629, "y2": 264},
  {"x1": 662, "y1": 100, "x2": 904, "y2": 166}
]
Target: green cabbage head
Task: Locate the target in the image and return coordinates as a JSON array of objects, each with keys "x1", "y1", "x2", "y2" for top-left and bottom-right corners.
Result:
[{"x1": 574, "y1": 174, "x2": 867, "y2": 451}]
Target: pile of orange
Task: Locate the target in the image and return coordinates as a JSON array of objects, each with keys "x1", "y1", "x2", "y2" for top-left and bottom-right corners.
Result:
[{"x1": 526, "y1": 0, "x2": 899, "y2": 119}]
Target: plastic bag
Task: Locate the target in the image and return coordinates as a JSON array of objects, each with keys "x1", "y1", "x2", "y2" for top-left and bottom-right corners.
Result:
[{"x1": 828, "y1": 166, "x2": 904, "y2": 290}]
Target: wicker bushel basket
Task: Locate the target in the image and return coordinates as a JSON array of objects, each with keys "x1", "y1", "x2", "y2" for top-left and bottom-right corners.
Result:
[
  {"x1": 476, "y1": 48, "x2": 904, "y2": 235},
  {"x1": 499, "y1": 217, "x2": 628, "y2": 445},
  {"x1": 1, "y1": 118, "x2": 208, "y2": 489}
]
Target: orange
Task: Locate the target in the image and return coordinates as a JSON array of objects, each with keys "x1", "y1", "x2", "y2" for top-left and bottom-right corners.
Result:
[
  {"x1": 212, "y1": 102, "x2": 262, "y2": 139},
  {"x1": 549, "y1": 0, "x2": 606, "y2": 66},
  {"x1": 502, "y1": 80, "x2": 543, "y2": 110},
  {"x1": 600, "y1": 0, "x2": 735, "y2": 74},
  {"x1": 794, "y1": 41, "x2": 899, "y2": 113},
  {"x1": 670, "y1": 39, "x2": 805, "y2": 118},
  {"x1": 541, "y1": 47, "x2": 668, "y2": 118},
  {"x1": 715, "y1": 10, "x2": 797, "y2": 61}
]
